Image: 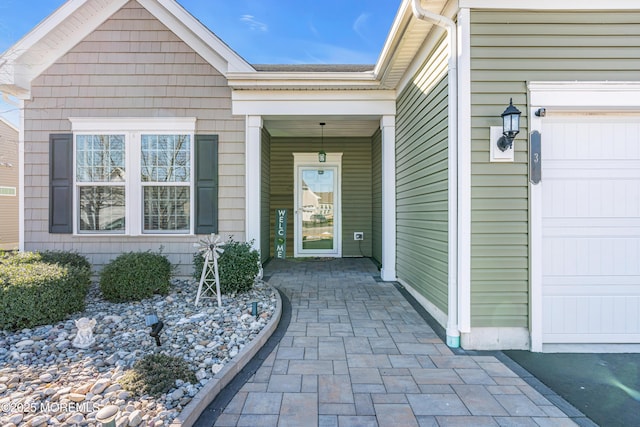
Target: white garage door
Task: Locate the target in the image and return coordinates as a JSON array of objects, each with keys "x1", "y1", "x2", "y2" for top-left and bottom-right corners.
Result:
[{"x1": 542, "y1": 115, "x2": 640, "y2": 345}]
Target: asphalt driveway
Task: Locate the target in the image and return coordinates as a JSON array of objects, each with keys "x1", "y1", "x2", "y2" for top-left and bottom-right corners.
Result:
[{"x1": 504, "y1": 351, "x2": 640, "y2": 427}]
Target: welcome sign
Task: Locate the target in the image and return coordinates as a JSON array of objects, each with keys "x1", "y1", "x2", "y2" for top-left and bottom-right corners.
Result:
[{"x1": 274, "y1": 209, "x2": 287, "y2": 259}]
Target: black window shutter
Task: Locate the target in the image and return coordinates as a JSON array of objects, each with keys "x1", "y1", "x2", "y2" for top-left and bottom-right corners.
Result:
[
  {"x1": 49, "y1": 134, "x2": 73, "y2": 233},
  {"x1": 195, "y1": 135, "x2": 219, "y2": 234}
]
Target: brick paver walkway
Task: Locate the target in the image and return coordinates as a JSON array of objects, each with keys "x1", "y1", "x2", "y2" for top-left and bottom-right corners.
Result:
[{"x1": 213, "y1": 258, "x2": 578, "y2": 427}]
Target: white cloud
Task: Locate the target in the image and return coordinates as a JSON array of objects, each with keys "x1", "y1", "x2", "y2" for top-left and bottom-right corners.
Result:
[
  {"x1": 353, "y1": 13, "x2": 370, "y2": 41},
  {"x1": 240, "y1": 15, "x2": 268, "y2": 32}
]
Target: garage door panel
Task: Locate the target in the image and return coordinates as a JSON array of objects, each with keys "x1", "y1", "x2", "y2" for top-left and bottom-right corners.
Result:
[
  {"x1": 543, "y1": 236, "x2": 640, "y2": 276},
  {"x1": 545, "y1": 119, "x2": 640, "y2": 161},
  {"x1": 543, "y1": 296, "x2": 640, "y2": 341},
  {"x1": 543, "y1": 179, "x2": 640, "y2": 218},
  {"x1": 542, "y1": 115, "x2": 640, "y2": 345}
]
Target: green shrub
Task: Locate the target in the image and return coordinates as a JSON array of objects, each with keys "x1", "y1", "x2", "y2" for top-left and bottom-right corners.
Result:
[
  {"x1": 0, "y1": 252, "x2": 91, "y2": 331},
  {"x1": 100, "y1": 251, "x2": 172, "y2": 302},
  {"x1": 1, "y1": 251, "x2": 44, "y2": 265},
  {"x1": 39, "y1": 250, "x2": 92, "y2": 271},
  {"x1": 118, "y1": 354, "x2": 197, "y2": 397},
  {"x1": 193, "y1": 237, "x2": 260, "y2": 294}
]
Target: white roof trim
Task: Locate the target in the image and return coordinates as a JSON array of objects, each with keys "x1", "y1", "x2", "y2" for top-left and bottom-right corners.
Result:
[
  {"x1": 2, "y1": 0, "x2": 110, "y2": 63},
  {"x1": 0, "y1": 0, "x2": 253, "y2": 93},
  {"x1": 0, "y1": 0, "x2": 458, "y2": 96},
  {"x1": 227, "y1": 71, "x2": 379, "y2": 89},
  {"x1": 0, "y1": 0, "x2": 130, "y2": 93},
  {"x1": 374, "y1": 0, "x2": 412, "y2": 79}
]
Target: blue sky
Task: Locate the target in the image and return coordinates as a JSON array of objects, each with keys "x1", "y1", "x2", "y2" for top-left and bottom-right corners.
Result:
[{"x1": 0, "y1": 0, "x2": 401, "y2": 125}]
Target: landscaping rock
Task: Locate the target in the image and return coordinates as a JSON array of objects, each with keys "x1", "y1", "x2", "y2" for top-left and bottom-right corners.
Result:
[
  {"x1": 0, "y1": 279, "x2": 276, "y2": 426},
  {"x1": 128, "y1": 409, "x2": 143, "y2": 426},
  {"x1": 90, "y1": 378, "x2": 110, "y2": 394}
]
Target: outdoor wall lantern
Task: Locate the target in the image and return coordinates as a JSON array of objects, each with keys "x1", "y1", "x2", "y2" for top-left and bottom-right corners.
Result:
[
  {"x1": 497, "y1": 98, "x2": 521, "y2": 152},
  {"x1": 318, "y1": 122, "x2": 327, "y2": 163}
]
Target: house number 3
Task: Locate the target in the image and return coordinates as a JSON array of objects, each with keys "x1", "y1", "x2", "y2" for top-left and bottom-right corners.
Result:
[{"x1": 530, "y1": 131, "x2": 541, "y2": 184}]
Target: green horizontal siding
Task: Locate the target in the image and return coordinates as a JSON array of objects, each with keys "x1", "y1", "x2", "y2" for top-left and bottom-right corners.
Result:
[
  {"x1": 396, "y1": 36, "x2": 450, "y2": 314},
  {"x1": 269, "y1": 137, "x2": 373, "y2": 258},
  {"x1": 469, "y1": 9, "x2": 640, "y2": 328}
]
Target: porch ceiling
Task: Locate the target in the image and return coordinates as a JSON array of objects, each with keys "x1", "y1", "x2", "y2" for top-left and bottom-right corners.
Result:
[{"x1": 263, "y1": 116, "x2": 381, "y2": 138}]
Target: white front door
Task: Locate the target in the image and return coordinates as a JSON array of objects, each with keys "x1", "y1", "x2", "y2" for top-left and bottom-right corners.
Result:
[
  {"x1": 539, "y1": 115, "x2": 640, "y2": 347},
  {"x1": 293, "y1": 153, "x2": 342, "y2": 257}
]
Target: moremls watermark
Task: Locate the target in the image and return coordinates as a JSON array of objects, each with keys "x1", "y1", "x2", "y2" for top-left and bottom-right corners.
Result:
[{"x1": 1, "y1": 400, "x2": 100, "y2": 414}]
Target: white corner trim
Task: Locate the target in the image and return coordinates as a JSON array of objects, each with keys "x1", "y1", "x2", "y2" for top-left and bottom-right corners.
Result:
[
  {"x1": 529, "y1": 108, "x2": 544, "y2": 352},
  {"x1": 457, "y1": 8, "x2": 472, "y2": 334}
]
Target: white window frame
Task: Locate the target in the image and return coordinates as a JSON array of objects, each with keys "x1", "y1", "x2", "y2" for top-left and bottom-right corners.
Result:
[
  {"x1": 69, "y1": 117, "x2": 196, "y2": 236},
  {"x1": 0, "y1": 186, "x2": 16, "y2": 196}
]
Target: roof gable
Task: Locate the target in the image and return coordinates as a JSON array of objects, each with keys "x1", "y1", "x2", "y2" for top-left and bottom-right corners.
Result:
[{"x1": 0, "y1": 0, "x2": 253, "y2": 96}]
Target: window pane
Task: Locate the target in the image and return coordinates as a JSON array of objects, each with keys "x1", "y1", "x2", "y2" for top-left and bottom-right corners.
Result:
[
  {"x1": 76, "y1": 135, "x2": 125, "y2": 182},
  {"x1": 141, "y1": 135, "x2": 190, "y2": 183},
  {"x1": 143, "y1": 186, "x2": 190, "y2": 232},
  {"x1": 79, "y1": 186, "x2": 125, "y2": 232}
]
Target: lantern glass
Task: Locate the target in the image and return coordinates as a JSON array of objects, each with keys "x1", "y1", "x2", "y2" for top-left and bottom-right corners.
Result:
[
  {"x1": 501, "y1": 99, "x2": 521, "y2": 138},
  {"x1": 503, "y1": 113, "x2": 519, "y2": 134},
  {"x1": 318, "y1": 150, "x2": 327, "y2": 163}
]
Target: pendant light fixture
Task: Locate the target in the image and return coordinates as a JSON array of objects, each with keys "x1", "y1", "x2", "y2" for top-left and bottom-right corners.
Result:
[{"x1": 318, "y1": 122, "x2": 326, "y2": 163}]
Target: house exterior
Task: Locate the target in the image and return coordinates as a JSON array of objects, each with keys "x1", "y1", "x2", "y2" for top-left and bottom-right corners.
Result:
[
  {"x1": 0, "y1": 118, "x2": 19, "y2": 250},
  {"x1": 1, "y1": 0, "x2": 639, "y2": 352}
]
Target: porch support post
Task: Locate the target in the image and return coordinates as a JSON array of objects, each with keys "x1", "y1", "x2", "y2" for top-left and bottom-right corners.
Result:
[
  {"x1": 380, "y1": 115, "x2": 397, "y2": 281},
  {"x1": 245, "y1": 115, "x2": 262, "y2": 253}
]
